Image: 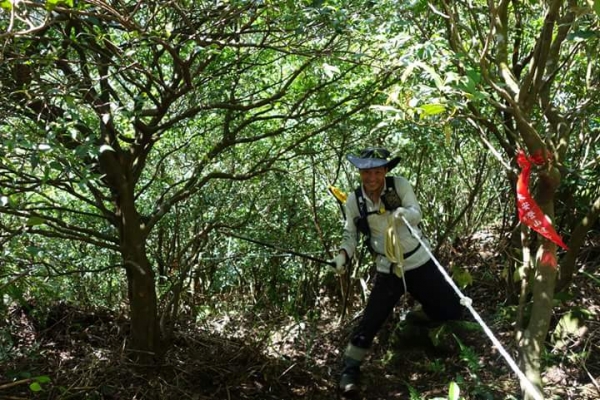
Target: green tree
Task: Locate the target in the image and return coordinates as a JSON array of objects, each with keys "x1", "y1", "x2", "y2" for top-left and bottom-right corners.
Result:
[
  {"x1": 370, "y1": 1, "x2": 599, "y2": 398},
  {"x1": 0, "y1": 0, "x2": 403, "y2": 362}
]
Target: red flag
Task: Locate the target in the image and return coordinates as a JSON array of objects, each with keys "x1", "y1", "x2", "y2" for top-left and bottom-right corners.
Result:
[{"x1": 516, "y1": 150, "x2": 568, "y2": 250}]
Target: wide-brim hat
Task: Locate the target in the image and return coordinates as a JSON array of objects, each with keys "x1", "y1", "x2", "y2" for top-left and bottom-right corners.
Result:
[{"x1": 346, "y1": 147, "x2": 400, "y2": 171}]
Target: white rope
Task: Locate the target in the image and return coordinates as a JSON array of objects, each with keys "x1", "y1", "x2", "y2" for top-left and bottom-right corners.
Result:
[{"x1": 401, "y1": 216, "x2": 544, "y2": 400}]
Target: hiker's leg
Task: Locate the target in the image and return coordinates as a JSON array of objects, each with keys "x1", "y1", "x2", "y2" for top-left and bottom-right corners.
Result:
[
  {"x1": 405, "y1": 259, "x2": 463, "y2": 322},
  {"x1": 350, "y1": 272, "x2": 406, "y2": 348},
  {"x1": 340, "y1": 272, "x2": 405, "y2": 393}
]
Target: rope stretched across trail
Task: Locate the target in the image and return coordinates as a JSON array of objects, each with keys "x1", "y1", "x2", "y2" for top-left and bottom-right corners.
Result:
[
  {"x1": 226, "y1": 215, "x2": 544, "y2": 398},
  {"x1": 401, "y1": 216, "x2": 544, "y2": 400}
]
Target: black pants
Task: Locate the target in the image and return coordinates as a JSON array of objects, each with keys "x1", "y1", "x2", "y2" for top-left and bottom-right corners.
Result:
[{"x1": 350, "y1": 258, "x2": 463, "y2": 349}]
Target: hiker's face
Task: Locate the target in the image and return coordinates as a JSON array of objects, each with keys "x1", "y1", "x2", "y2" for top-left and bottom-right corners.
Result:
[{"x1": 360, "y1": 167, "x2": 387, "y2": 193}]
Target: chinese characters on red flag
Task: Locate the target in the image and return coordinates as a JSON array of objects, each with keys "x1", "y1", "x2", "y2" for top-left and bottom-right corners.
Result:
[{"x1": 516, "y1": 150, "x2": 568, "y2": 251}]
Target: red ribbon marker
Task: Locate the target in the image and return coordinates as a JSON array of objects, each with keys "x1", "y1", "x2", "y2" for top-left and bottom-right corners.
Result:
[{"x1": 516, "y1": 150, "x2": 568, "y2": 252}]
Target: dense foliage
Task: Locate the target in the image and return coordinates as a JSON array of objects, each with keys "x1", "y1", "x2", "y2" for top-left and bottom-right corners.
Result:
[{"x1": 1, "y1": 1, "x2": 599, "y2": 399}]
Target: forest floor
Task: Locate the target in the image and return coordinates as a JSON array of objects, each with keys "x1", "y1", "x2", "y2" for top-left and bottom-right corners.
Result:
[{"x1": 2, "y1": 236, "x2": 599, "y2": 400}]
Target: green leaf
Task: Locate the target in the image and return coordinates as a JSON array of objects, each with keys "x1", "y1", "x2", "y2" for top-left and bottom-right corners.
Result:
[
  {"x1": 29, "y1": 382, "x2": 42, "y2": 392},
  {"x1": 419, "y1": 103, "x2": 446, "y2": 116},
  {"x1": 582, "y1": 270, "x2": 600, "y2": 285},
  {"x1": 35, "y1": 375, "x2": 52, "y2": 384},
  {"x1": 322, "y1": 63, "x2": 340, "y2": 79},
  {"x1": 451, "y1": 266, "x2": 473, "y2": 288},
  {"x1": 5, "y1": 284, "x2": 27, "y2": 306},
  {"x1": 26, "y1": 216, "x2": 45, "y2": 226},
  {"x1": 0, "y1": 0, "x2": 12, "y2": 10},
  {"x1": 8, "y1": 195, "x2": 18, "y2": 208},
  {"x1": 26, "y1": 246, "x2": 42, "y2": 256},
  {"x1": 400, "y1": 63, "x2": 416, "y2": 83},
  {"x1": 414, "y1": 61, "x2": 444, "y2": 89},
  {"x1": 556, "y1": 312, "x2": 584, "y2": 336},
  {"x1": 513, "y1": 263, "x2": 527, "y2": 282},
  {"x1": 46, "y1": 0, "x2": 59, "y2": 9},
  {"x1": 30, "y1": 154, "x2": 39, "y2": 170},
  {"x1": 448, "y1": 381, "x2": 460, "y2": 400},
  {"x1": 567, "y1": 29, "x2": 597, "y2": 42},
  {"x1": 46, "y1": 0, "x2": 73, "y2": 10},
  {"x1": 552, "y1": 309, "x2": 587, "y2": 350},
  {"x1": 428, "y1": 325, "x2": 446, "y2": 347}
]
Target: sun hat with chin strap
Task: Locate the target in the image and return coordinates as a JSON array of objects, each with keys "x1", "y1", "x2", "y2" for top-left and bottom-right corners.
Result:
[{"x1": 346, "y1": 147, "x2": 400, "y2": 171}]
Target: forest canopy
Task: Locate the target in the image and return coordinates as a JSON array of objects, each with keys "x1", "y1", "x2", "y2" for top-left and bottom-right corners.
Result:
[{"x1": 1, "y1": 1, "x2": 599, "y2": 399}]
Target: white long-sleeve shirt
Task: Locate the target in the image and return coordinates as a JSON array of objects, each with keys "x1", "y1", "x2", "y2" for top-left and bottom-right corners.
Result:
[{"x1": 340, "y1": 176, "x2": 431, "y2": 273}]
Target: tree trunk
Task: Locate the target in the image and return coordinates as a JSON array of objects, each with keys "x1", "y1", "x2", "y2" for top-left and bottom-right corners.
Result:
[
  {"x1": 123, "y1": 241, "x2": 160, "y2": 363},
  {"x1": 556, "y1": 195, "x2": 600, "y2": 292},
  {"x1": 518, "y1": 167, "x2": 560, "y2": 399},
  {"x1": 519, "y1": 241, "x2": 557, "y2": 399},
  {"x1": 118, "y1": 184, "x2": 160, "y2": 363}
]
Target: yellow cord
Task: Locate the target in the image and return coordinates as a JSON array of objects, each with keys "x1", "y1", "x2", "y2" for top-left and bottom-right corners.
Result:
[{"x1": 384, "y1": 216, "x2": 406, "y2": 281}]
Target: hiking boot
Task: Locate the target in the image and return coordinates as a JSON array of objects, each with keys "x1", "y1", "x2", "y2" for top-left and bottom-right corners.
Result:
[
  {"x1": 339, "y1": 343, "x2": 366, "y2": 397},
  {"x1": 339, "y1": 366, "x2": 360, "y2": 396}
]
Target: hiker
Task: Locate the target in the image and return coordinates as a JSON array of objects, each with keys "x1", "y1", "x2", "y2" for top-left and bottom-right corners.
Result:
[{"x1": 330, "y1": 147, "x2": 463, "y2": 396}]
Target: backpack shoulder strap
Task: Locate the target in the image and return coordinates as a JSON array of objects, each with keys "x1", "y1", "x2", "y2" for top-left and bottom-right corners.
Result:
[
  {"x1": 381, "y1": 176, "x2": 402, "y2": 210},
  {"x1": 384, "y1": 176, "x2": 395, "y2": 196},
  {"x1": 355, "y1": 185, "x2": 367, "y2": 220},
  {"x1": 354, "y1": 186, "x2": 374, "y2": 253}
]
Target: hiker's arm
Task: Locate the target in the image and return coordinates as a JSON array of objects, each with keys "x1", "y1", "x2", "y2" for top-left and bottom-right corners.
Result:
[
  {"x1": 394, "y1": 177, "x2": 422, "y2": 226},
  {"x1": 339, "y1": 192, "x2": 359, "y2": 260}
]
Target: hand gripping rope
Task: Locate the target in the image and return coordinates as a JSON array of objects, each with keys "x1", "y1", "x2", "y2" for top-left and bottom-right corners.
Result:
[
  {"x1": 384, "y1": 217, "x2": 408, "y2": 293},
  {"x1": 401, "y1": 216, "x2": 545, "y2": 400}
]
